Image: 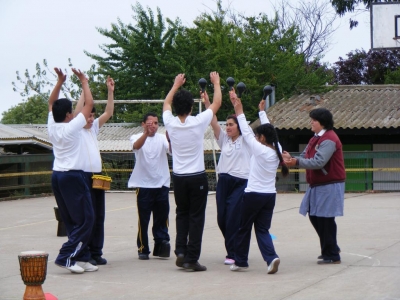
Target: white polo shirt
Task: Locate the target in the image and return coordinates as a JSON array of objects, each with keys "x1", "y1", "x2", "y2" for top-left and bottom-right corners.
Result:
[
  {"x1": 80, "y1": 118, "x2": 102, "y2": 173},
  {"x1": 127, "y1": 132, "x2": 171, "y2": 188},
  {"x1": 216, "y1": 111, "x2": 270, "y2": 179},
  {"x1": 48, "y1": 112, "x2": 87, "y2": 171},
  {"x1": 163, "y1": 109, "x2": 213, "y2": 175},
  {"x1": 216, "y1": 133, "x2": 250, "y2": 179},
  {"x1": 237, "y1": 113, "x2": 279, "y2": 193}
]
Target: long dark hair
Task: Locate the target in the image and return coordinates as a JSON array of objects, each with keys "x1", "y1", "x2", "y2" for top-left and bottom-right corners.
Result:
[{"x1": 255, "y1": 123, "x2": 289, "y2": 177}]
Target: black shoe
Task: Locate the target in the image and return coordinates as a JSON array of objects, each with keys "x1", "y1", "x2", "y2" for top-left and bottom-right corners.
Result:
[
  {"x1": 89, "y1": 258, "x2": 97, "y2": 266},
  {"x1": 92, "y1": 256, "x2": 107, "y2": 265},
  {"x1": 182, "y1": 262, "x2": 207, "y2": 271},
  {"x1": 317, "y1": 259, "x2": 341, "y2": 265},
  {"x1": 176, "y1": 253, "x2": 185, "y2": 268},
  {"x1": 157, "y1": 241, "x2": 170, "y2": 258},
  {"x1": 139, "y1": 253, "x2": 149, "y2": 260},
  {"x1": 318, "y1": 250, "x2": 341, "y2": 260}
]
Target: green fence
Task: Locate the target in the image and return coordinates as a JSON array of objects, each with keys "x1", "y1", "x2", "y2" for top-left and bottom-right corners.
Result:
[{"x1": 1, "y1": 151, "x2": 399, "y2": 199}]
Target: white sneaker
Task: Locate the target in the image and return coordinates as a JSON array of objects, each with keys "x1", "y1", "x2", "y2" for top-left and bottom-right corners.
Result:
[
  {"x1": 224, "y1": 258, "x2": 235, "y2": 265},
  {"x1": 76, "y1": 261, "x2": 99, "y2": 272},
  {"x1": 267, "y1": 258, "x2": 280, "y2": 274},
  {"x1": 55, "y1": 262, "x2": 84, "y2": 274},
  {"x1": 230, "y1": 264, "x2": 248, "y2": 271}
]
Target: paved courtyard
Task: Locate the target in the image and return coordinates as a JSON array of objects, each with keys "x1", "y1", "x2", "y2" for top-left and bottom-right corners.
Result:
[{"x1": 0, "y1": 192, "x2": 399, "y2": 299}]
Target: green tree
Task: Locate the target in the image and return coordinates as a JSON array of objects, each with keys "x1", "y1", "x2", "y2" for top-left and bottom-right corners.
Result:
[
  {"x1": 85, "y1": 2, "x2": 183, "y2": 123},
  {"x1": 1, "y1": 94, "x2": 48, "y2": 124}
]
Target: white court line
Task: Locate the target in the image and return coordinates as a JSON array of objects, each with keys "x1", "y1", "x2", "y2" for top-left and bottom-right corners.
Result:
[
  {"x1": 345, "y1": 252, "x2": 381, "y2": 266},
  {"x1": 0, "y1": 219, "x2": 54, "y2": 231}
]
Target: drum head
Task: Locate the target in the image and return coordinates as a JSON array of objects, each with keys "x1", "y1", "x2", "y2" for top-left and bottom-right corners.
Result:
[{"x1": 19, "y1": 251, "x2": 46, "y2": 256}]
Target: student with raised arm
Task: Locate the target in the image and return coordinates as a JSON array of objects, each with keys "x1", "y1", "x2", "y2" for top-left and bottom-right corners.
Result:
[
  {"x1": 48, "y1": 68, "x2": 98, "y2": 274},
  {"x1": 162, "y1": 72, "x2": 221, "y2": 271},
  {"x1": 74, "y1": 76, "x2": 115, "y2": 266},
  {"x1": 228, "y1": 90, "x2": 288, "y2": 274},
  {"x1": 203, "y1": 93, "x2": 270, "y2": 266}
]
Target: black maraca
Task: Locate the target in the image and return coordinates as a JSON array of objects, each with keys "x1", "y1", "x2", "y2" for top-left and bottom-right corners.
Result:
[
  {"x1": 263, "y1": 85, "x2": 273, "y2": 100},
  {"x1": 198, "y1": 78, "x2": 207, "y2": 93},
  {"x1": 236, "y1": 82, "x2": 246, "y2": 98},
  {"x1": 226, "y1": 77, "x2": 235, "y2": 91}
]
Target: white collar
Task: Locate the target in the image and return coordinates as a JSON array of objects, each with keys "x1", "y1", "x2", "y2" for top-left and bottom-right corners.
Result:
[{"x1": 315, "y1": 129, "x2": 327, "y2": 137}]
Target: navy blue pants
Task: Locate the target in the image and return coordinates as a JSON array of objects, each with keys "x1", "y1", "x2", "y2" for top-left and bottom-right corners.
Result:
[
  {"x1": 309, "y1": 215, "x2": 341, "y2": 261},
  {"x1": 52, "y1": 170, "x2": 94, "y2": 267},
  {"x1": 173, "y1": 172, "x2": 208, "y2": 263},
  {"x1": 216, "y1": 173, "x2": 247, "y2": 260},
  {"x1": 234, "y1": 192, "x2": 279, "y2": 267},
  {"x1": 136, "y1": 186, "x2": 170, "y2": 255},
  {"x1": 84, "y1": 173, "x2": 106, "y2": 257}
]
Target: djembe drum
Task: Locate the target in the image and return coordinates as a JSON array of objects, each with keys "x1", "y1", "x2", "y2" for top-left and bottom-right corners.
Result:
[{"x1": 18, "y1": 251, "x2": 48, "y2": 300}]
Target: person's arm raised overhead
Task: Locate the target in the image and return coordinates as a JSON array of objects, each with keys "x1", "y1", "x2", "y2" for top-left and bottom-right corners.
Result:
[
  {"x1": 258, "y1": 99, "x2": 270, "y2": 124},
  {"x1": 48, "y1": 68, "x2": 66, "y2": 112},
  {"x1": 98, "y1": 76, "x2": 115, "y2": 127},
  {"x1": 72, "y1": 68, "x2": 93, "y2": 119},
  {"x1": 73, "y1": 91, "x2": 85, "y2": 118},
  {"x1": 208, "y1": 71, "x2": 222, "y2": 115},
  {"x1": 163, "y1": 73, "x2": 185, "y2": 113},
  {"x1": 202, "y1": 90, "x2": 221, "y2": 139}
]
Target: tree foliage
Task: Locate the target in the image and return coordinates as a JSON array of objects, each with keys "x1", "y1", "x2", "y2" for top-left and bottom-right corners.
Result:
[
  {"x1": 333, "y1": 49, "x2": 400, "y2": 84},
  {"x1": 1, "y1": 94, "x2": 49, "y2": 124},
  {"x1": 8, "y1": 1, "x2": 334, "y2": 124},
  {"x1": 86, "y1": 1, "x2": 332, "y2": 122}
]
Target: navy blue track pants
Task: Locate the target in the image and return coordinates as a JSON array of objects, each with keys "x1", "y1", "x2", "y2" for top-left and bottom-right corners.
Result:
[
  {"x1": 234, "y1": 192, "x2": 279, "y2": 267},
  {"x1": 216, "y1": 173, "x2": 247, "y2": 260},
  {"x1": 52, "y1": 170, "x2": 94, "y2": 267}
]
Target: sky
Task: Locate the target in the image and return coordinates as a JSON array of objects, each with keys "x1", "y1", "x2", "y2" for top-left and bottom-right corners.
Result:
[{"x1": 0, "y1": 0, "x2": 371, "y2": 117}]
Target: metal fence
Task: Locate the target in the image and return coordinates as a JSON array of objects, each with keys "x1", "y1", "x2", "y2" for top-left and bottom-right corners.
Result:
[{"x1": 1, "y1": 151, "x2": 399, "y2": 200}]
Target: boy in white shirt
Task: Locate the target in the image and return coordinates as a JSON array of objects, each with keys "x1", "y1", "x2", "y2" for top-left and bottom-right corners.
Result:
[
  {"x1": 128, "y1": 113, "x2": 171, "y2": 260},
  {"x1": 48, "y1": 68, "x2": 97, "y2": 274},
  {"x1": 75, "y1": 76, "x2": 115, "y2": 266},
  {"x1": 162, "y1": 72, "x2": 221, "y2": 271}
]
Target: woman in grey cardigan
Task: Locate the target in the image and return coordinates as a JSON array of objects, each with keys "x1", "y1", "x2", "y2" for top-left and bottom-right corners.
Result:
[{"x1": 283, "y1": 108, "x2": 345, "y2": 264}]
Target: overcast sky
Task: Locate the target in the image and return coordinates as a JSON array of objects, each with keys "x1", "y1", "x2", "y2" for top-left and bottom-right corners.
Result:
[{"x1": 0, "y1": 0, "x2": 371, "y2": 117}]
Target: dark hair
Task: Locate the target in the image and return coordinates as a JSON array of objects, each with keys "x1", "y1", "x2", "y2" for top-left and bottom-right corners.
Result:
[
  {"x1": 142, "y1": 112, "x2": 158, "y2": 123},
  {"x1": 255, "y1": 123, "x2": 289, "y2": 177},
  {"x1": 309, "y1": 108, "x2": 334, "y2": 130},
  {"x1": 172, "y1": 89, "x2": 194, "y2": 116},
  {"x1": 91, "y1": 107, "x2": 96, "y2": 114},
  {"x1": 52, "y1": 98, "x2": 72, "y2": 123},
  {"x1": 226, "y1": 115, "x2": 241, "y2": 135}
]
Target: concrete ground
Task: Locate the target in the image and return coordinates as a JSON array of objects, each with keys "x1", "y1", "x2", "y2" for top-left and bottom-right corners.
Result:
[{"x1": 0, "y1": 192, "x2": 399, "y2": 300}]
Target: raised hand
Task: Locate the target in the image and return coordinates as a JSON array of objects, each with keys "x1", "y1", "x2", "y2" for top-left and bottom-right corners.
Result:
[
  {"x1": 259, "y1": 99, "x2": 266, "y2": 111},
  {"x1": 201, "y1": 91, "x2": 210, "y2": 106},
  {"x1": 229, "y1": 89, "x2": 243, "y2": 114},
  {"x1": 209, "y1": 71, "x2": 220, "y2": 85},
  {"x1": 71, "y1": 68, "x2": 88, "y2": 84},
  {"x1": 54, "y1": 68, "x2": 66, "y2": 83},
  {"x1": 106, "y1": 76, "x2": 115, "y2": 92},
  {"x1": 173, "y1": 74, "x2": 186, "y2": 88}
]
